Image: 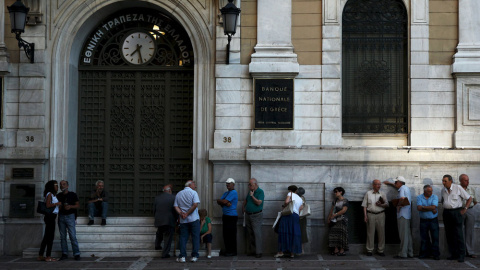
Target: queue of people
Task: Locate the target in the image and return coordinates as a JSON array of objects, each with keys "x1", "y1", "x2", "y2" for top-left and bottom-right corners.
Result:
[{"x1": 38, "y1": 174, "x2": 477, "y2": 263}]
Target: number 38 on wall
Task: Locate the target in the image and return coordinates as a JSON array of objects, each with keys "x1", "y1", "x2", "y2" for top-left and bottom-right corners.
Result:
[
  {"x1": 26, "y1": 136, "x2": 35, "y2": 142},
  {"x1": 223, "y1": 137, "x2": 232, "y2": 143}
]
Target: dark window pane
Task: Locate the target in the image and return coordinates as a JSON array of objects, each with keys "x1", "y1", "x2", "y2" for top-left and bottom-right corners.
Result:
[{"x1": 342, "y1": 0, "x2": 408, "y2": 134}]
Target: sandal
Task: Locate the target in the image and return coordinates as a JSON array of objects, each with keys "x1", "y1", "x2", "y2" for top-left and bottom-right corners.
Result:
[
  {"x1": 274, "y1": 253, "x2": 284, "y2": 258},
  {"x1": 45, "y1": 257, "x2": 57, "y2": 262}
]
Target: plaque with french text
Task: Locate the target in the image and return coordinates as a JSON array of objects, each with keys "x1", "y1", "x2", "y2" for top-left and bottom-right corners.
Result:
[{"x1": 254, "y1": 79, "x2": 294, "y2": 129}]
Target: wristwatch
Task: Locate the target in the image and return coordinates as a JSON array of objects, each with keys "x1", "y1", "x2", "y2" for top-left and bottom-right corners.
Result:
[{"x1": 465, "y1": 206, "x2": 468, "y2": 210}]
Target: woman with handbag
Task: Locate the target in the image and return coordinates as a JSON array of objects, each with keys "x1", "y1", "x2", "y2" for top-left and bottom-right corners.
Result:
[
  {"x1": 38, "y1": 180, "x2": 61, "y2": 262},
  {"x1": 274, "y1": 185, "x2": 303, "y2": 258},
  {"x1": 327, "y1": 187, "x2": 349, "y2": 256}
]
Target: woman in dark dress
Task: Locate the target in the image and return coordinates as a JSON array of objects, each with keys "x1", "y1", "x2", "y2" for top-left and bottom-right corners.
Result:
[{"x1": 327, "y1": 187, "x2": 349, "y2": 256}]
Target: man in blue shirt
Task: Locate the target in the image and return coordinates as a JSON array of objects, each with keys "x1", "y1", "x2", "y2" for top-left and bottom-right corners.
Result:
[
  {"x1": 384, "y1": 176, "x2": 413, "y2": 259},
  {"x1": 217, "y1": 178, "x2": 238, "y2": 256},
  {"x1": 416, "y1": 184, "x2": 440, "y2": 260}
]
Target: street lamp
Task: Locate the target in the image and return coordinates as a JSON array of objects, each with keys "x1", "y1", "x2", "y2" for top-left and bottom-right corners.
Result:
[
  {"x1": 7, "y1": 0, "x2": 34, "y2": 63},
  {"x1": 220, "y1": 0, "x2": 240, "y2": 64}
]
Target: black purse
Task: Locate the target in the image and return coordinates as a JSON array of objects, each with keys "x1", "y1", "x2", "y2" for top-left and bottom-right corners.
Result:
[{"x1": 36, "y1": 201, "x2": 54, "y2": 215}]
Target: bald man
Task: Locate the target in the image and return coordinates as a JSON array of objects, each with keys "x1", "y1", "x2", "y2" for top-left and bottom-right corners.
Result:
[
  {"x1": 154, "y1": 184, "x2": 177, "y2": 258},
  {"x1": 362, "y1": 179, "x2": 389, "y2": 256}
]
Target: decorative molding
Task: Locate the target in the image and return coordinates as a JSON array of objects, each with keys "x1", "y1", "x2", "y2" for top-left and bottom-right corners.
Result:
[
  {"x1": 463, "y1": 85, "x2": 480, "y2": 125},
  {"x1": 411, "y1": 0, "x2": 428, "y2": 24},
  {"x1": 25, "y1": 0, "x2": 43, "y2": 25}
]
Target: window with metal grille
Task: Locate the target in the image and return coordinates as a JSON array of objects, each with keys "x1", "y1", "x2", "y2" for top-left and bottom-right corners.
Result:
[{"x1": 342, "y1": 0, "x2": 408, "y2": 134}]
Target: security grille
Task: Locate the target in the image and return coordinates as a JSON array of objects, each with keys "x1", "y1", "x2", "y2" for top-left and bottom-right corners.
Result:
[{"x1": 342, "y1": 0, "x2": 408, "y2": 133}]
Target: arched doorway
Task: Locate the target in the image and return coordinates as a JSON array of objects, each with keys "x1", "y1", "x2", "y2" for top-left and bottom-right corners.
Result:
[{"x1": 76, "y1": 8, "x2": 194, "y2": 216}]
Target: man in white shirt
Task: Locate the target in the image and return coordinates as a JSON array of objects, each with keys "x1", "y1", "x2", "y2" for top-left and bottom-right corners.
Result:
[
  {"x1": 441, "y1": 174, "x2": 472, "y2": 262},
  {"x1": 362, "y1": 179, "x2": 389, "y2": 256},
  {"x1": 459, "y1": 174, "x2": 477, "y2": 258}
]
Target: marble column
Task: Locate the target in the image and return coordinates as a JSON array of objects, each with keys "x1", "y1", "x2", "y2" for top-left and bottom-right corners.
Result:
[
  {"x1": 249, "y1": 0, "x2": 298, "y2": 78},
  {"x1": 0, "y1": 1, "x2": 10, "y2": 73},
  {"x1": 453, "y1": 0, "x2": 480, "y2": 148}
]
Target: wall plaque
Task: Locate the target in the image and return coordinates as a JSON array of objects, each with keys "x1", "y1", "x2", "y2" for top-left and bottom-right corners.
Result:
[
  {"x1": 12, "y1": 168, "x2": 34, "y2": 179},
  {"x1": 254, "y1": 79, "x2": 294, "y2": 129}
]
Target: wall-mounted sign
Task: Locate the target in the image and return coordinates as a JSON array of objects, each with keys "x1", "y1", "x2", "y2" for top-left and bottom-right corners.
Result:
[
  {"x1": 254, "y1": 79, "x2": 294, "y2": 129},
  {"x1": 12, "y1": 168, "x2": 34, "y2": 179}
]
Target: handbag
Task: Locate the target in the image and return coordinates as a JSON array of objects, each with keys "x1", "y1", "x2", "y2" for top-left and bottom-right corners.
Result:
[
  {"x1": 36, "y1": 201, "x2": 54, "y2": 215},
  {"x1": 300, "y1": 203, "x2": 311, "y2": 217},
  {"x1": 281, "y1": 200, "x2": 294, "y2": 216}
]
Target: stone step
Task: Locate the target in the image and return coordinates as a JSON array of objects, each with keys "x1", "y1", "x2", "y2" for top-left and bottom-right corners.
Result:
[
  {"x1": 75, "y1": 233, "x2": 155, "y2": 242},
  {"x1": 23, "y1": 248, "x2": 220, "y2": 258},
  {"x1": 75, "y1": 225, "x2": 157, "y2": 234}
]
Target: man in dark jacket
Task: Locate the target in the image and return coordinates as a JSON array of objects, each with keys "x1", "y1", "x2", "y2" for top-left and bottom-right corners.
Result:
[{"x1": 154, "y1": 184, "x2": 177, "y2": 258}]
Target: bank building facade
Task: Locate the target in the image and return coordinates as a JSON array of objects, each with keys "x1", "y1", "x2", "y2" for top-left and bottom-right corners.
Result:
[{"x1": 0, "y1": 0, "x2": 479, "y2": 256}]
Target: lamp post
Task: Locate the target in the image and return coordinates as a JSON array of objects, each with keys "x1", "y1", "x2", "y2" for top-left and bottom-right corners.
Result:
[
  {"x1": 220, "y1": 0, "x2": 240, "y2": 64},
  {"x1": 7, "y1": 0, "x2": 34, "y2": 63}
]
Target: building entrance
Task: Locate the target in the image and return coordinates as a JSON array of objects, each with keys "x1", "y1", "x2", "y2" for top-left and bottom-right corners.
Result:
[{"x1": 77, "y1": 8, "x2": 194, "y2": 216}]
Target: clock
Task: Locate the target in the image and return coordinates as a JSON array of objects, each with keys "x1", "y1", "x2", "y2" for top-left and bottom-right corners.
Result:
[{"x1": 121, "y1": 32, "x2": 156, "y2": 65}]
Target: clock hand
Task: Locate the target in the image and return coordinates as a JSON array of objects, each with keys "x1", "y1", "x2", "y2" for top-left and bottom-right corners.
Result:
[{"x1": 138, "y1": 45, "x2": 143, "y2": 63}]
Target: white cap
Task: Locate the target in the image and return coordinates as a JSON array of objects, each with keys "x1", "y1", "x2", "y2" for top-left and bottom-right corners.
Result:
[
  {"x1": 395, "y1": 176, "x2": 406, "y2": 183},
  {"x1": 226, "y1": 178, "x2": 235, "y2": 184}
]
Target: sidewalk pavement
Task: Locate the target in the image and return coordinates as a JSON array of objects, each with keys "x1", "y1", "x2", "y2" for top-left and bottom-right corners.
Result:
[{"x1": 0, "y1": 254, "x2": 478, "y2": 270}]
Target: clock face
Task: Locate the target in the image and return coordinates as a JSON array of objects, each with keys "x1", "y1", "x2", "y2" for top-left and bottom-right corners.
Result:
[{"x1": 121, "y1": 32, "x2": 156, "y2": 65}]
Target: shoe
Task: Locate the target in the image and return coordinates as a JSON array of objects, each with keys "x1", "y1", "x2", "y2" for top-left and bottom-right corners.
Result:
[
  {"x1": 378, "y1": 253, "x2": 385, "y2": 257},
  {"x1": 37, "y1": 256, "x2": 45, "y2": 261},
  {"x1": 394, "y1": 255, "x2": 407, "y2": 259},
  {"x1": 458, "y1": 257, "x2": 465, "y2": 262},
  {"x1": 337, "y1": 252, "x2": 346, "y2": 256},
  {"x1": 408, "y1": 255, "x2": 414, "y2": 258},
  {"x1": 433, "y1": 256, "x2": 440, "y2": 260},
  {"x1": 366, "y1": 252, "x2": 373, "y2": 256},
  {"x1": 101, "y1": 219, "x2": 106, "y2": 226},
  {"x1": 207, "y1": 255, "x2": 212, "y2": 259},
  {"x1": 255, "y1": 253, "x2": 262, "y2": 258},
  {"x1": 468, "y1": 254, "x2": 477, "y2": 258},
  {"x1": 45, "y1": 257, "x2": 57, "y2": 262},
  {"x1": 274, "y1": 253, "x2": 284, "y2": 258},
  {"x1": 74, "y1": 255, "x2": 80, "y2": 261},
  {"x1": 161, "y1": 254, "x2": 170, "y2": 259},
  {"x1": 176, "y1": 257, "x2": 186, "y2": 263},
  {"x1": 191, "y1": 257, "x2": 198, "y2": 262},
  {"x1": 58, "y1": 254, "x2": 68, "y2": 261},
  {"x1": 87, "y1": 220, "x2": 94, "y2": 225}
]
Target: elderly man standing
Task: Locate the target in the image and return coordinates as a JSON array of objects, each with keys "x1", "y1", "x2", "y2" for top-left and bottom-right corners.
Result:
[
  {"x1": 361, "y1": 179, "x2": 389, "y2": 256},
  {"x1": 441, "y1": 174, "x2": 472, "y2": 262},
  {"x1": 416, "y1": 185, "x2": 440, "y2": 260},
  {"x1": 384, "y1": 176, "x2": 413, "y2": 259},
  {"x1": 174, "y1": 180, "x2": 201, "y2": 263},
  {"x1": 242, "y1": 178, "x2": 264, "y2": 258},
  {"x1": 217, "y1": 178, "x2": 238, "y2": 256},
  {"x1": 460, "y1": 174, "x2": 477, "y2": 258},
  {"x1": 154, "y1": 184, "x2": 177, "y2": 258}
]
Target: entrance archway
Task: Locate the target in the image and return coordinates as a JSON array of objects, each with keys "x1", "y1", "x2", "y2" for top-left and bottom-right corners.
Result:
[{"x1": 77, "y1": 8, "x2": 194, "y2": 216}]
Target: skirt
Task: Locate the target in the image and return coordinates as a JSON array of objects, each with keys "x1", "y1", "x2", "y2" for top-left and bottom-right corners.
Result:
[
  {"x1": 299, "y1": 217, "x2": 308, "y2": 243},
  {"x1": 278, "y1": 213, "x2": 302, "y2": 254},
  {"x1": 328, "y1": 219, "x2": 349, "y2": 250}
]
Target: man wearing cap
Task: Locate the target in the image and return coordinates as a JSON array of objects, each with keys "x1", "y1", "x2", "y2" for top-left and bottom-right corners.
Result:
[
  {"x1": 384, "y1": 176, "x2": 413, "y2": 259},
  {"x1": 442, "y1": 174, "x2": 472, "y2": 262},
  {"x1": 154, "y1": 184, "x2": 177, "y2": 258},
  {"x1": 217, "y1": 178, "x2": 238, "y2": 256},
  {"x1": 361, "y1": 179, "x2": 389, "y2": 256},
  {"x1": 416, "y1": 185, "x2": 440, "y2": 260},
  {"x1": 242, "y1": 178, "x2": 264, "y2": 258},
  {"x1": 460, "y1": 174, "x2": 478, "y2": 258}
]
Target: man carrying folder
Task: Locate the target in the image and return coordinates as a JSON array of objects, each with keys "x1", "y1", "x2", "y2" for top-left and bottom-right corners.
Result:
[{"x1": 384, "y1": 176, "x2": 413, "y2": 259}]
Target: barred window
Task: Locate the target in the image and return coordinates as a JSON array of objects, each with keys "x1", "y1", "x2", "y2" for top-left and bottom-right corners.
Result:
[{"x1": 342, "y1": 0, "x2": 408, "y2": 134}]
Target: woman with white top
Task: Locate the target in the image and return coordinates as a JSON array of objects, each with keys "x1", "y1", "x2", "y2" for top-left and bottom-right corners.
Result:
[
  {"x1": 274, "y1": 185, "x2": 304, "y2": 258},
  {"x1": 38, "y1": 180, "x2": 61, "y2": 262}
]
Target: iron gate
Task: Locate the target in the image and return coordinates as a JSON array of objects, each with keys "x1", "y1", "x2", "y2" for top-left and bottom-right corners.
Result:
[{"x1": 77, "y1": 70, "x2": 193, "y2": 216}]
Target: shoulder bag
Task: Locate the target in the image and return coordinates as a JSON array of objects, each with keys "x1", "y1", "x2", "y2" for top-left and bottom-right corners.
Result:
[{"x1": 36, "y1": 193, "x2": 54, "y2": 215}]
